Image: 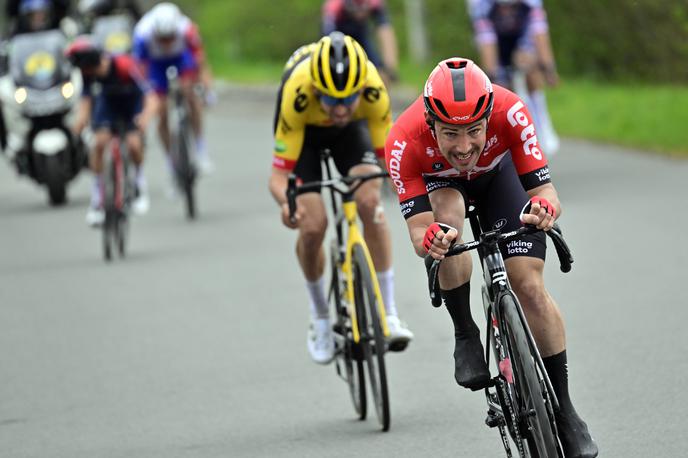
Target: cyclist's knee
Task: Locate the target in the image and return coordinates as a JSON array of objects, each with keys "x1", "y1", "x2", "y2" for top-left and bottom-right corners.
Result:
[
  {"x1": 356, "y1": 191, "x2": 382, "y2": 224},
  {"x1": 512, "y1": 276, "x2": 549, "y2": 315},
  {"x1": 299, "y1": 218, "x2": 327, "y2": 246},
  {"x1": 93, "y1": 131, "x2": 110, "y2": 154}
]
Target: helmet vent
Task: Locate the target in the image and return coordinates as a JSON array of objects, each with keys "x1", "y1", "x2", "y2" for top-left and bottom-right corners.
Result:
[
  {"x1": 471, "y1": 95, "x2": 486, "y2": 118},
  {"x1": 352, "y1": 51, "x2": 361, "y2": 90},
  {"x1": 432, "y1": 98, "x2": 451, "y2": 119},
  {"x1": 446, "y1": 60, "x2": 468, "y2": 70}
]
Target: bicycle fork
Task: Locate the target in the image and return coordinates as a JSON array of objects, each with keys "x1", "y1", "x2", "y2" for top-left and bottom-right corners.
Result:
[{"x1": 341, "y1": 200, "x2": 389, "y2": 344}]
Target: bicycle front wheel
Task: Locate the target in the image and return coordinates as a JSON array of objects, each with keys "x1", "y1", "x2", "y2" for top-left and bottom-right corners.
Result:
[
  {"x1": 102, "y1": 152, "x2": 119, "y2": 262},
  {"x1": 352, "y1": 243, "x2": 390, "y2": 431},
  {"x1": 176, "y1": 115, "x2": 196, "y2": 220},
  {"x1": 500, "y1": 294, "x2": 559, "y2": 457},
  {"x1": 331, "y1": 244, "x2": 366, "y2": 419}
]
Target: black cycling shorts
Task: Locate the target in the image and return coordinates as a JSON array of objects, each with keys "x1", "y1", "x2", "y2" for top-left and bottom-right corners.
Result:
[
  {"x1": 424, "y1": 155, "x2": 546, "y2": 261},
  {"x1": 293, "y1": 121, "x2": 379, "y2": 192}
]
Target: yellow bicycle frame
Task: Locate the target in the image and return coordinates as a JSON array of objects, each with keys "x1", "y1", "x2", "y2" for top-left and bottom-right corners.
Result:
[{"x1": 340, "y1": 200, "x2": 390, "y2": 343}]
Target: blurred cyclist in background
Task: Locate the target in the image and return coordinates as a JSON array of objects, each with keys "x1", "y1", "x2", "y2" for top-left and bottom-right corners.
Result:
[
  {"x1": 133, "y1": 2, "x2": 215, "y2": 178},
  {"x1": 467, "y1": 0, "x2": 560, "y2": 155},
  {"x1": 67, "y1": 35, "x2": 157, "y2": 226},
  {"x1": 269, "y1": 32, "x2": 413, "y2": 364},
  {"x1": 321, "y1": 0, "x2": 399, "y2": 85}
]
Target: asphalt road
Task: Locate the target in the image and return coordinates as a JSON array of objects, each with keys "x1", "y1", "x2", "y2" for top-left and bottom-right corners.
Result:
[{"x1": 1, "y1": 86, "x2": 687, "y2": 457}]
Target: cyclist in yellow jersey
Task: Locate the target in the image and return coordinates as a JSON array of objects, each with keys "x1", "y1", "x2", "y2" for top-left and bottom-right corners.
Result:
[{"x1": 268, "y1": 32, "x2": 413, "y2": 364}]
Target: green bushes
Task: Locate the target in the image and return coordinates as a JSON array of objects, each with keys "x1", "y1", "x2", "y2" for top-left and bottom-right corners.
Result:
[{"x1": 177, "y1": 0, "x2": 688, "y2": 84}]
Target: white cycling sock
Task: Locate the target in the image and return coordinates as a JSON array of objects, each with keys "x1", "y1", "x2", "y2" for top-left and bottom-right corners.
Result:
[
  {"x1": 91, "y1": 175, "x2": 102, "y2": 208},
  {"x1": 195, "y1": 137, "x2": 207, "y2": 159},
  {"x1": 377, "y1": 269, "x2": 398, "y2": 317},
  {"x1": 135, "y1": 167, "x2": 147, "y2": 191},
  {"x1": 306, "y1": 276, "x2": 329, "y2": 319}
]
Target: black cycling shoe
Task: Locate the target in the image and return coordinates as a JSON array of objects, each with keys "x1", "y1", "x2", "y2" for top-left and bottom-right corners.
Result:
[
  {"x1": 556, "y1": 410, "x2": 599, "y2": 458},
  {"x1": 454, "y1": 333, "x2": 490, "y2": 391}
]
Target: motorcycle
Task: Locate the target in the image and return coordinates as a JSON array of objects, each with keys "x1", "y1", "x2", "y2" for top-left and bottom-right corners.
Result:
[{"x1": 0, "y1": 29, "x2": 85, "y2": 205}]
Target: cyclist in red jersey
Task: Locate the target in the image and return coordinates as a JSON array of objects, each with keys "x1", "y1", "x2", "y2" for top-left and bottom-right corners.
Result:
[
  {"x1": 385, "y1": 57, "x2": 597, "y2": 458},
  {"x1": 67, "y1": 35, "x2": 157, "y2": 226}
]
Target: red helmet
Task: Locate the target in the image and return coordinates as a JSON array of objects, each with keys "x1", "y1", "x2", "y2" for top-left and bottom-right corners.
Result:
[
  {"x1": 423, "y1": 58, "x2": 494, "y2": 125},
  {"x1": 65, "y1": 35, "x2": 103, "y2": 68}
]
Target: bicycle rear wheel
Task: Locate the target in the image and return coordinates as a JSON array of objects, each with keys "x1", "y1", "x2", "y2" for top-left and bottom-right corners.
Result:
[
  {"x1": 331, "y1": 245, "x2": 366, "y2": 419},
  {"x1": 500, "y1": 294, "x2": 559, "y2": 457},
  {"x1": 352, "y1": 243, "x2": 390, "y2": 431}
]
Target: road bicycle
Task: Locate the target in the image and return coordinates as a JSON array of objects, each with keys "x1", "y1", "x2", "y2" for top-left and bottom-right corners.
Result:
[
  {"x1": 101, "y1": 123, "x2": 135, "y2": 261},
  {"x1": 286, "y1": 150, "x2": 394, "y2": 431},
  {"x1": 166, "y1": 66, "x2": 197, "y2": 219},
  {"x1": 426, "y1": 206, "x2": 573, "y2": 456}
]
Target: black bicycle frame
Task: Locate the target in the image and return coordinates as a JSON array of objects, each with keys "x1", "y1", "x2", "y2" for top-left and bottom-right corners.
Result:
[{"x1": 426, "y1": 213, "x2": 573, "y2": 405}]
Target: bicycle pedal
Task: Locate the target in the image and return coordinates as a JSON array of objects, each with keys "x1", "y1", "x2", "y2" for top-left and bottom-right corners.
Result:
[{"x1": 485, "y1": 410, "x2": 505, "y2": 428}]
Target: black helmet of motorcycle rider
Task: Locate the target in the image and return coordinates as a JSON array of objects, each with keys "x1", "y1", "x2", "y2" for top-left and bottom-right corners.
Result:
[
  {"x1": 19, "y1": 0, "x2": 53, "y2": 32},
  {"x1": 65, "y1": 35, "x2": 105, "y2": 73}
]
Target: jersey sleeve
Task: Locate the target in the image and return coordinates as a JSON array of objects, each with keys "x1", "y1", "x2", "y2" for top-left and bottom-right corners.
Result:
[
  {"x1": 272, "y1": 77, "x2": 309, "y2": 171},
  {"x1": 120, "y1": 56, "x2": 152, "y2": 94},
  {"x1": 360, "y1": 64, "x2": 392, "y2": 158},
  {"x1": 467, "y1": 0, "x2": 497, "y2": 45},
  {"x1": 131, "y1": 33, "x2": 148, "y2": 62},
  {"x1": 385, "y1": 127, "x2": 432, "y2": 219},
  {"x1": 185, "y1": 22, "x2": 205, "y2": 63},
  {"x1": 526, "y1": 0, "x2": 549, "y2": 35},
  {"x1": 502, "y1": 95, "x2": 551, "y2": 190}
]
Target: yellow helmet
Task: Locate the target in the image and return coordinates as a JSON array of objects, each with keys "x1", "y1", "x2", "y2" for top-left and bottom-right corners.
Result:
[{"x1": 310, "y1": 32, "x2": 368, "y2": 98}]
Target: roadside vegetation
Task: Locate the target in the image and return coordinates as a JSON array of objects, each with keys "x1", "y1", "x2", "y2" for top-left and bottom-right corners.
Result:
[{"x1": 183, "y1": 0, "x2": 688, "y2": 156}]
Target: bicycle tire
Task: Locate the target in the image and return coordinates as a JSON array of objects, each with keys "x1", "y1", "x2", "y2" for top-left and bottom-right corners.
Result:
[
  {"x1": 176, "y1": 110, "x2": 196, "y2": 220},
  {"x1": 352, "y1": 243, "x2": 390, "y2": 431},
  {"x1": 331, "y1": 245, "x2": 366, "y2": 419},
  {"x1": 500, "y1": 294, "x2": 558, "y2": 457},
  {"x1": 102, "y1": 152, "x2": 118, "y2": 262}
]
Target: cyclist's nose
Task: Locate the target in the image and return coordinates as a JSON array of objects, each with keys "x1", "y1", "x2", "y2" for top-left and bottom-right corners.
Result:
[{"x1": 453, "y1": 133, "x2": 473, "y2": 155}]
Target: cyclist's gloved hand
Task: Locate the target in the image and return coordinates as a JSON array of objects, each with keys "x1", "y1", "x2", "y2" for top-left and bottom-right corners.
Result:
[
  {"x1": 423, "y1": 222, "x2": 458, "y2": 259},
  {"x1": 520, "y1": 196, "x2": 556, "y2": 231}
]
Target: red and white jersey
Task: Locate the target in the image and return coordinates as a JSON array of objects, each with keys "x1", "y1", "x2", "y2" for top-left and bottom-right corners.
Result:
[{"x1": 385, "y1": 85, "x2": 551, "y2": 218}]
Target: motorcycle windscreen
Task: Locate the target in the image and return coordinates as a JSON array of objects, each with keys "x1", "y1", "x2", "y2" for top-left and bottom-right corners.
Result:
[
  {"x1": 92, "y1": 14, "x2": 134, "y2": 55},
  {"x1": 10, "y1": 30, "x2": 71, "y2": 90}
]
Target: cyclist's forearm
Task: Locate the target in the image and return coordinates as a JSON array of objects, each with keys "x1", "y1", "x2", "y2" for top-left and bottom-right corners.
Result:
[
  {"x1": 74, "y1": 97, "x2": 92, "y2": 132},
  {"x1": 377, "y1": 24, "x2": 398, "y2": 74},
  {"x1": 532, "y1": 32, "x2": 556, "y2": 70},
  {"x1": 478, "y1": 42, "x2": 499, "y2": 79},
  {"x1": 407, "y1": 211, "x2": 435, "y2": 257},
  {"x1": 269, "y1": 169, "x2": 289, "y2": 205}
]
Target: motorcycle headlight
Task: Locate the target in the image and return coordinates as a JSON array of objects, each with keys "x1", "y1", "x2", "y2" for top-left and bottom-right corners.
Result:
[
  {"x1": 61, "y1": 82, "x2": 74, "y2": 99},
  {"x1": 14, "y1": 87, "x2": 27, "y2": 104}
]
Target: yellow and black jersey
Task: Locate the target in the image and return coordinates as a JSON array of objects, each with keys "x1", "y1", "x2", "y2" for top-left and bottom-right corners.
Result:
[{"x1": 272, "y1": 49, "x2": 392, "y2": 171}]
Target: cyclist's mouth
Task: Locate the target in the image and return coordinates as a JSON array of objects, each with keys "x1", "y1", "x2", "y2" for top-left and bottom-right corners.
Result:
[{"x1": 450, "y1": 150, "x2": 475, "y2": 165}]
